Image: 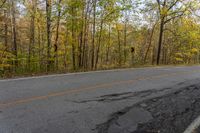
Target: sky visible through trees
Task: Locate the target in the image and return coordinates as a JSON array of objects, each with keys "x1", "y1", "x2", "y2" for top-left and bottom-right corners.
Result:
[{"x1": 0, "y1": 0, "x2": 200, "y2": 77}]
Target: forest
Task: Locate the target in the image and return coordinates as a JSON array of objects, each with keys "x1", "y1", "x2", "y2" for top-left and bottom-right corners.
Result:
[{"x1": 0, "y1": 0, "x2": 200, "y2": 77}]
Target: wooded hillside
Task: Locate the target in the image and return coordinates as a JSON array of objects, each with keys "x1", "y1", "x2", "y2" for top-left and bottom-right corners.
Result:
[{"x1": 0, "y1": 0, "x2": 200, "y2": 77}]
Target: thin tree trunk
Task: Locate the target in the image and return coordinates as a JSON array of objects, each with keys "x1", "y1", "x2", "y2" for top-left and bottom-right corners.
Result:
[
  {"x1": 79, "y1": 2, "x2": 85, "y2": 68},
  {"x1": 28, "y1": 0, "x2": 36, "y2": 71},
  {"x1": 54, "y1": 0, "x2": 62, "y2": 70},
  {"x1": 95, "y1": 19, "x2": 103, "y2": 69},
  {"x1": 91, "y1": 0, "x2": 96, "y2": 69},
  {"x1": 46, "y1": 0, "x2": 52, "y2": 72},
  {"x1": 83, "y1": 1, "x2": 91, "y2": 70},
  {"x1": 64, "y1": 26, "x2": 68, "y2": 70},
  {"x1": 117, "y1": 29, "x2": 121, "y2": 66},
  {"x1": 106, "y1": 24, "x2": 111, "y2": 64},
  {"x1": 4, "y1": 9, "x2": 8, "y2": 49},
  {"x1": 71, "y1": 6, "x2": 76, "y2": 70},
  {"x1": 82, "y1": 4, "x2": 88, "y2": 69},
  {"x1": 144, "y1": 23, "x2": 156, "y2": 64},
  {"x1": 11, "y1": 0, "x2": 18, "y2": 68},
  {"x1": 124, "y1": 19, "x2": 127, "y2": 64},
  {"x1": 157, "y1": 17, "x2": 164, "y2": 65},
  {"x1": 38, "y1": 25, "x2": 41, "y2": 71}
]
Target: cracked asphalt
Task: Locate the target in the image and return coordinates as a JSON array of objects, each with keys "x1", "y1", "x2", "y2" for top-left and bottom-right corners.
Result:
[{"x1": 0, "y1": 66, "x2": 200, "y2": 133}]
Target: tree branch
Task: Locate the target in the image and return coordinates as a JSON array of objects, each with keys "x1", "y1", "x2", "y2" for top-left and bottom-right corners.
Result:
[
  {"x1": 164, "y1": 12, "x2": 184, "y2": 24},
  {"x1": 156, "y1": 0, "x2": 161, "y2": 13},
  {"x1": 167, "y1": 0, "x2": 180, "y2": 11},
  {"x1": 0, "y1": 0, "x2": 6, "y2": 9}
]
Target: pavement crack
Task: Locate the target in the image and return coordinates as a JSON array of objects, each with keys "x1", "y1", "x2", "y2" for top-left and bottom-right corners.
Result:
[
  {"x1": 100, "y1": 92, "x2": 132, "y2": 98},
  {"x1": 96, "y1": 83, "x2": 200, "y2": 133},
  {"x1": 134, "y1": 84, "x2": 200, "y2": 133},
  {"x1": 72, "y1": 88, "x2": 171, "y2": 104},
  {"x1": 96, "y1": 106, "x2": 133, "y2": 133}
]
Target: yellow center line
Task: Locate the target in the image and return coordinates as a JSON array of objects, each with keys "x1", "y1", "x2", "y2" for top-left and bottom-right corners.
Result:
[{"x1": 0, "y1": 70, "x2": 200, "y2": 109}]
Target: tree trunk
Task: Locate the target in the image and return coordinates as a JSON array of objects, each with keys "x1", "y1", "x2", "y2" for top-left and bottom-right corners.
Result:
[
  {"x1": 95, "y1": 19, "x2": 103, "y2": 69},
  {"x1": 78, "y1": 2, "x2": 85, "y2": 68},
  {"x1": 4, "y1": 9, "x2": 8, "y2": 49},
  {"x1": 71, "y1": 6, "x2": 76, "y2": 70},
  {"x1": 106, "y1": 24, "x2": 111, "y2": 64},
  {"x1": 82, "y1": 3, "x2": 88, "y2": 69},
  {"x1": 11, "y1": 0, "x2": 18, "y2": 68},
  {"x1": 38, "y1": 25, "x2": 41, "y2": 71},
  {"x1": 46, "y1": 0, "x2": 52, "y2": 72},
  {"x1": 124, "y1": 19, "x2": 127, "y2": 64},
  {"x1": 28, "y1": 0, "x2": 36, "y2": 71},
  {"x1": 117, "y1": 29, "x2": 121, "y2": 66},
  {"x1": 54, "y1": 0, "x2": 62, "y2": 70},
  {"x1": 91, "y1": 0, "x2": 96, "y2": 69},
  {"x1": 156, "y1": 17, "x2": 164, "y2": 65},
  {"x1": 144, "y1": 23, "x2": 156, "y2": 64}
]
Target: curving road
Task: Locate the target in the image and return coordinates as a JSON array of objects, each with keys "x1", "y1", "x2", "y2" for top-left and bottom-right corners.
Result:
[{"x1": 0, "y1": 66, "x2": 200, "y2": 133}]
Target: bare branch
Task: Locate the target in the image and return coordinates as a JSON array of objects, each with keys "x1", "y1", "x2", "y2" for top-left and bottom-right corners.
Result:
[
  {"x1": 167, "y1": 0, "x2": 180, "y2": 11},
  {"x1": 156, "y1": 0, "x2": 161, "y2": 12},
  {"x1": 0, "y1": 0, "x2": 6, "y2": 8},
  {"x1": 164, "y1": 12, "x2": 184, "y2": 24}
]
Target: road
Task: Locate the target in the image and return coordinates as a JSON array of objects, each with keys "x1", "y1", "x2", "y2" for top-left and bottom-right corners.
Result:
[{"x1": 0, "y1": 66, "x2": 200, "y2": 133}]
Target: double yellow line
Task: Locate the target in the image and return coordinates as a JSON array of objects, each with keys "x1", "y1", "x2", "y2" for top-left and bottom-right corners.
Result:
[{"x1": 0, "y1": 70, "x2": 200, "y2": 109}]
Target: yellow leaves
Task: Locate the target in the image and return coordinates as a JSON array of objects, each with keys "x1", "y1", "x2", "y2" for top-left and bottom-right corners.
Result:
[
  {"x1": 175, "y1": 53, "x2": 184, "y2": 63},
  {"x1": 175, "y1": 57, "x2": 183, "y2": 62},
  {"x1": 174, "y1": 48, "x2": 199, "y2": 63},
  {"x1": 160, "y1": 7, "x2": 168, "y2": 16},
  {"x1": 0, "y1": 64, "x2": 12, "y2": 68},
  {"x1": 191, "y1": 48, "x2": 198, "y2": 54},
  {"x1": 175, "y1": 53, "x2": 183, "y2": 58},
  {"x1": 184, "y1": 52, "x2": 192, "y2": 58},
  {"x1": 116, "y1": 23, "x2": 123, "y2": 31}
]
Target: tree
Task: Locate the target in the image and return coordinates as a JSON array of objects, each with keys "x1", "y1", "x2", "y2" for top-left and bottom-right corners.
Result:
[
  {"x1": 11, "y1": 0, "x2": 18, "y2": 68},
  {"x1": 155, "y1": 0, "x2": 193, "y2": 65},
  {"x1": 54, "y1": 0, "x2": 62, "y2": 69},
  {"x1": 28, "y1": 0, "x2": 37, "y2": 70},
  {"x1": 46, "y1": 0, "x2": 52, "y2": 71},
  {"x1": 91, "y1": 0, "x2": 96, "y2": 69},
  {"x1": 0, "y1": 0, "x2": 200, "y2": 77}
]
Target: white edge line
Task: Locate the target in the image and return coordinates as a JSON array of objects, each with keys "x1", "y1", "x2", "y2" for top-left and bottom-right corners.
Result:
[
  {"x1": 0, "y1": 66, "x2": 186, "y2": 82},
  {"x1": 183, "y1": 115, "x2": 200, "y2": 133}
]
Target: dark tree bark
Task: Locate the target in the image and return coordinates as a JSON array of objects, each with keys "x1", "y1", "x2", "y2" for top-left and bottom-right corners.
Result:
[
  {"x1": 71, "y1": 6, "x2": 76, "y2": 70},
  {"x1": 156, "y1": 0, "x2": 186, "y2": 65},
  {"x1": 46, "y1": 0, "x2": 52, "y2": 71},
  {"x1": 28, "y1": 0, "x2": 36, "y2": 70},
  {"x1": 82, "y1": 1, "x2": 91, "y2": 69},
  {"x1": 157, "y1": 17, "x2": 164, "y2": 65},
  {"x1": 117, "y1": 28, "x2": 121, "y2": 66},
  {"x1": 78, "y1": 0, "x2": 85, "y2": 68},
  {"x1": 144, "y1": 23, "x2": 156, "y2": 64},
  {"x1": 123, "y1": 17, "x2": 127, "y2": 64},
  {"x1": 54, "y1": 0, "x2": 62, "y2": 70},
  {"x1": 106, "y1": 24, "x2": 111, "y2": 64},
  {"x1": 95, "y1": 19, "x2": 103, "y2": 69},
  {"x1": 4, "y1": 9, "x2": 8, "y2": 49},
  {"x1": 91, "y1": 0, "x2": 96, "y2": 69},
  {"x1": 37, "y1": 24, "x2": 41, "y2": 71},
  {"x1": 11, "y1": 0, "x2": 18, "y2": 68}
]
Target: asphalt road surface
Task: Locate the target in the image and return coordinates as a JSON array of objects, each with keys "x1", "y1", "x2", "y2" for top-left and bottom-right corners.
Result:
[{"x1": 0, "y1": 66, "x2": 200, "y2": 133}]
